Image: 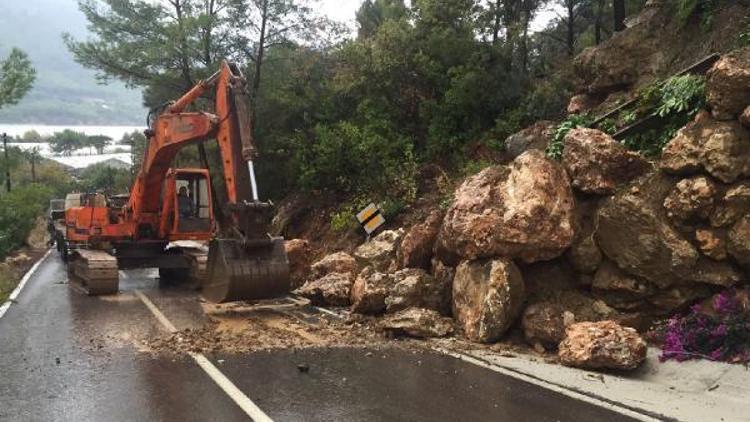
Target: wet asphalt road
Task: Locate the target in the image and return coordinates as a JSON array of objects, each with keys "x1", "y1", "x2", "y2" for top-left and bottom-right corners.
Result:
[{"x1": 0, "y1": 252, "x2": 639, "y2": 422}]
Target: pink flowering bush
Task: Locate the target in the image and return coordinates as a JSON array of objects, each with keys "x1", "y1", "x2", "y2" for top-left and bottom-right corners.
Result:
[{"x1": 659, "y1": 289, "x2": 750, "y2": 363}]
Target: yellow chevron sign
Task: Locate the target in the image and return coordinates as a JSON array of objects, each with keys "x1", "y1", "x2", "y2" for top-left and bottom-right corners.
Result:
[{"x1": 356, "y1": 203, "x2": 385, "y2": 234}]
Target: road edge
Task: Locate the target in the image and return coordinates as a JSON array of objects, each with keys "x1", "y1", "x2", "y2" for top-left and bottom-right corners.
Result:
[
  {"x1": 0, "y1": 248, "x2": 52, "y2": 320},
  {"x1": 435, "y1": 347, "x2": 669, "y2": 422}
]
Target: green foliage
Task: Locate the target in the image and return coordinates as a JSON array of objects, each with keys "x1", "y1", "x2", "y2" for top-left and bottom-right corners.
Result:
[
  {"x1": 298, "y1": 118, "x2": 417, "y2": 202},
  {"x1": 622, "y1": 75, "x2": 705, "y2": 157},
  {"x1": 356, "y1": 0, "x2": 409, "y2": 39},
  {"x1": 546, "y1": 114, "x2": 594, "y2": 160},
  {"x1": 86, "y1": 135, "x2": 112, "y2": 154},
  {"x1": 675, "y1": 0, "x2": 715, "y2": 28},
  {"x1": 0, "y1": 264, "x2": 17, "y2": 304},
  {"x1": 739, "y1": 16, "x2": 750, "y2": 47},
  {"x1": 18, "y1": 130, "x2": 43, "y2": 143},
  {"x1": 48, "y1": 129, "x2": 88, "y2": 156},
  {"x1": 0, "y1": 48, "x2": 35, "y2": 110},
  {"x1": 77, "y1": 163, "x2": 132, "y2": 194},
  {"x1": 460, "y1": 159, "x2": 492, "y2": 177},
  {"x1": 0, "y1": 185, "x2": 52, "y2": 258},
  {"x1": 599, "y1": 118, "x2": 618, "y2": 135},
  {"x1": 330, "y1": 206, "x2": 359, "y2": 233},
  {"x1": 120, "y1": 130, "x2": 147, "y2": 170},
  {"x1": 439, "y1": 192, "x2": 454, "y2": 210},
  {"x1": 655, "y1": 74, "x2": 705, "y2": 117}
]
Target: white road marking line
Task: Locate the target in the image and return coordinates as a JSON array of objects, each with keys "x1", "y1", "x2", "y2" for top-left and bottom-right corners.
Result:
[
  {"x1": 0, "y1": 248, "x2": 53, "y2": 320},
  {"x1": 134, "y1": 289, "x2": 273, "y2": 422},
  {"x1": 435, "y1": 347, "x2": 663, "y2": 422}
]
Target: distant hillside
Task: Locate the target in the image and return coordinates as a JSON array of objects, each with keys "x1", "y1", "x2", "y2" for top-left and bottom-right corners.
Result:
[{"x1": 0, "y1": 0, "x2": 145, "y2": 125}]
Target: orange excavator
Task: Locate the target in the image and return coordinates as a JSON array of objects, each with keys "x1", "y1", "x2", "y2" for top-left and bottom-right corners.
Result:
[{"x1": 58, "y1": 61, "x2": 290, "y2": 303}]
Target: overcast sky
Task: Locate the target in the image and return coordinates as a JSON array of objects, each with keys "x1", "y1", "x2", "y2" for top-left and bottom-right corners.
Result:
[{"x1": 318, "y1": 0, "x2": 562, "y2": 32}]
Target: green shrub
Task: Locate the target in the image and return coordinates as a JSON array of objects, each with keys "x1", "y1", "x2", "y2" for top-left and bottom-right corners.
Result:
[
  {"x1": 330, "y1": 206, "x2": 360, "y2": 233},
  {"x1": 655, "y1": 74, "x2": 705, "y2": 117},
  {"x1": 77, "y1": 163, "x2": 132, "y2": 194},
  {"x1": 546, "y1": 114, "x2": 594, "y2": 160},
  {"x1": 0, "y1": 185, "x2": 52, "y2": 258},
  {"x1": 622, "y1": 75, "x2": 705, "y2": 157},
  {"x1": 298, "y1": 119, "x2": 418, "y2": 204}
]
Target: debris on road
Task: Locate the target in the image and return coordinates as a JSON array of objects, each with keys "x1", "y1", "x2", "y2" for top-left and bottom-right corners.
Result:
[
  {"x1": 558, "y1": 321, "x2": 647, "y2": 370},
  {"x1": 380, "y1": 308, "x2": 453, "y2": 338}
]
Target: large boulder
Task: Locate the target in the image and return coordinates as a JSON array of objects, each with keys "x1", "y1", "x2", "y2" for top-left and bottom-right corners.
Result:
[
  {"x1": 710, "y1": 182, "x2": 750, "y2": 228},
  {"x1": 728, "y1": 215, "x2": 750, "y2": 267},
  {"x1": 295, "y1": 273, "x2": 353, "y2": 307},
  {"x1": 695, "y1": 228, "x2": 728, "y2": 261},
  {"x1": 521, "y1": 259, "x2": 578, "y2": 299},
  {"x1": 350, "y1": 267, "x2": 394, "y2": 314},
  {"x1": 285, "y1": 239, "x2": 312, "y2": 289},
  {"x1": 591, "y1": 261, "x2": 656, "y2": 310},
  {"x1": 706, "y1": 47, "x2": 750, "y2": 120},
  {"x1": 572, "y1": 1, "x2": 666, "y2": 96},
  {"x1": 565, "y1": 198, "x2": 603, "y2": 275},
  {"x1": 310, "y1": 252, "x2": 357, "y2": 280},
  {"x1": 567, "y1": 94, "x2": 601, "y2": 115},
  {"x1": 662, "y1": 176, "x2": 717, "y2": 224},
  {"x1": 558, "y1": 321, "x2": 647, "y2": 370},
  {"x1": 522, "y1": 291, "x2": 616, "y2": 348},
  {"x1": 353, "y1": 229, "x2": 404, "y2": 272},
  {"x1": 661, "y1": 119, "x2": 750, "y2": 184},
  {"x1": 453, "y1": 258, "x2": 525, "y2": 343},
  {"x1": 596, "y1": 172, "x2": 699, "y2": 288},
  {"x1": 648, "y1": 284, "x2": 714, "y2": 311},
  {"x1": 504, "y1": 121, "x2": 555, "y2": 159},
  {"x1": 437, "y1": 150, "x2": 575, "y2": 263},
  {"x1": 431, "y1": 257, "x2": 455, "y2": 287},
  {"x1": 385, "y1": 268, "x2": 450, "y2": 315},
  {"x1": 562, "y1": 128, "x2": 650, "y2": 195},
  {"x1": 397, "y1": 210, "x2": 443, "y2": 270},
  {"x1": 380, "y1": 308, "x2": 454, "y2": 338}
]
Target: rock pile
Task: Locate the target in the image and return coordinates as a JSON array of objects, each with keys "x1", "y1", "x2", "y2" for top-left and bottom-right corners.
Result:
[{"x1": 292, "y1": 48, "x2": 750, "y2": 371}]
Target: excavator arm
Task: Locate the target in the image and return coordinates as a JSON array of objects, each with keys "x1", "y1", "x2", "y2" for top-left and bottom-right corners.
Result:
[{"x1": 129, "y1": 60, "x2": 289, "y2": 302}]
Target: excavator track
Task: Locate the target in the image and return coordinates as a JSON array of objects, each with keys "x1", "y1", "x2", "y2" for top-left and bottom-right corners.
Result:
[{"x1": 68, "y1": 249, "x2": 120, "y2": 295}]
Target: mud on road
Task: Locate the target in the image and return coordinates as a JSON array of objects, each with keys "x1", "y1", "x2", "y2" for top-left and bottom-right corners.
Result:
[{"x1": 146, "y1": 300, "x2": 425, "y2": 355}]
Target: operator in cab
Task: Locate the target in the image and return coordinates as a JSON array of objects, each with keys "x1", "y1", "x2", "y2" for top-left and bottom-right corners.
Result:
[{"x1": 177, "y1": 186, "x2": 194, "y2": 218}]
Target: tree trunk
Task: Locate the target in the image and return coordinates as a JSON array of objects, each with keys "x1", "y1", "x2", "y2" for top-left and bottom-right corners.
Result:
[
  {"x1": 566, "y1": 0, "x2": 575, "y2": 56},
  {"x1": 172, "y1": 0, "x2": 194, "y2": 88},
  {"x1": 203, "y1": 0, "x2": 215, "y2": 66},
  {"x1": 492, "y1": 0, "x2": 501, "y2": 45},
  {"x1": 30, "y1": 157, "x2": 36, "y2": 183},
  {"x1": 595, "y1": 0, "x2": 604, "y2": 44},
  {"x1": 521, "y1": 5, "x2": 531, "y2": 72},
  {"x1": 613, "y1": 0, "x2": 626, "y2": 32}
]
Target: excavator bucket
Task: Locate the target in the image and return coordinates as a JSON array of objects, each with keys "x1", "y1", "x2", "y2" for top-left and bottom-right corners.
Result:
[{"x1": 202, "y1": 237, "x2": 290, "y2": 303}]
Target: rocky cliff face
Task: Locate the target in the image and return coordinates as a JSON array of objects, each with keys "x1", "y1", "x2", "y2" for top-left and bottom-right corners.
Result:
[{"x1": 572, "y1": 0, "x2": 750, "y2": 113}]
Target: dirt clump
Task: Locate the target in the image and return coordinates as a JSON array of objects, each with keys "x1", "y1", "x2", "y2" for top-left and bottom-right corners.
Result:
[{"x1": 146, "y1": 307, "x2": 426, "y2": 356}]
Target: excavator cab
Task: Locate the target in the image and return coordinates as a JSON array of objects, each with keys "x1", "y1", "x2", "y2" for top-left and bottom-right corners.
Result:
[{"x1": 160, "y1": 169, "x2": 214, "y2": 241}]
